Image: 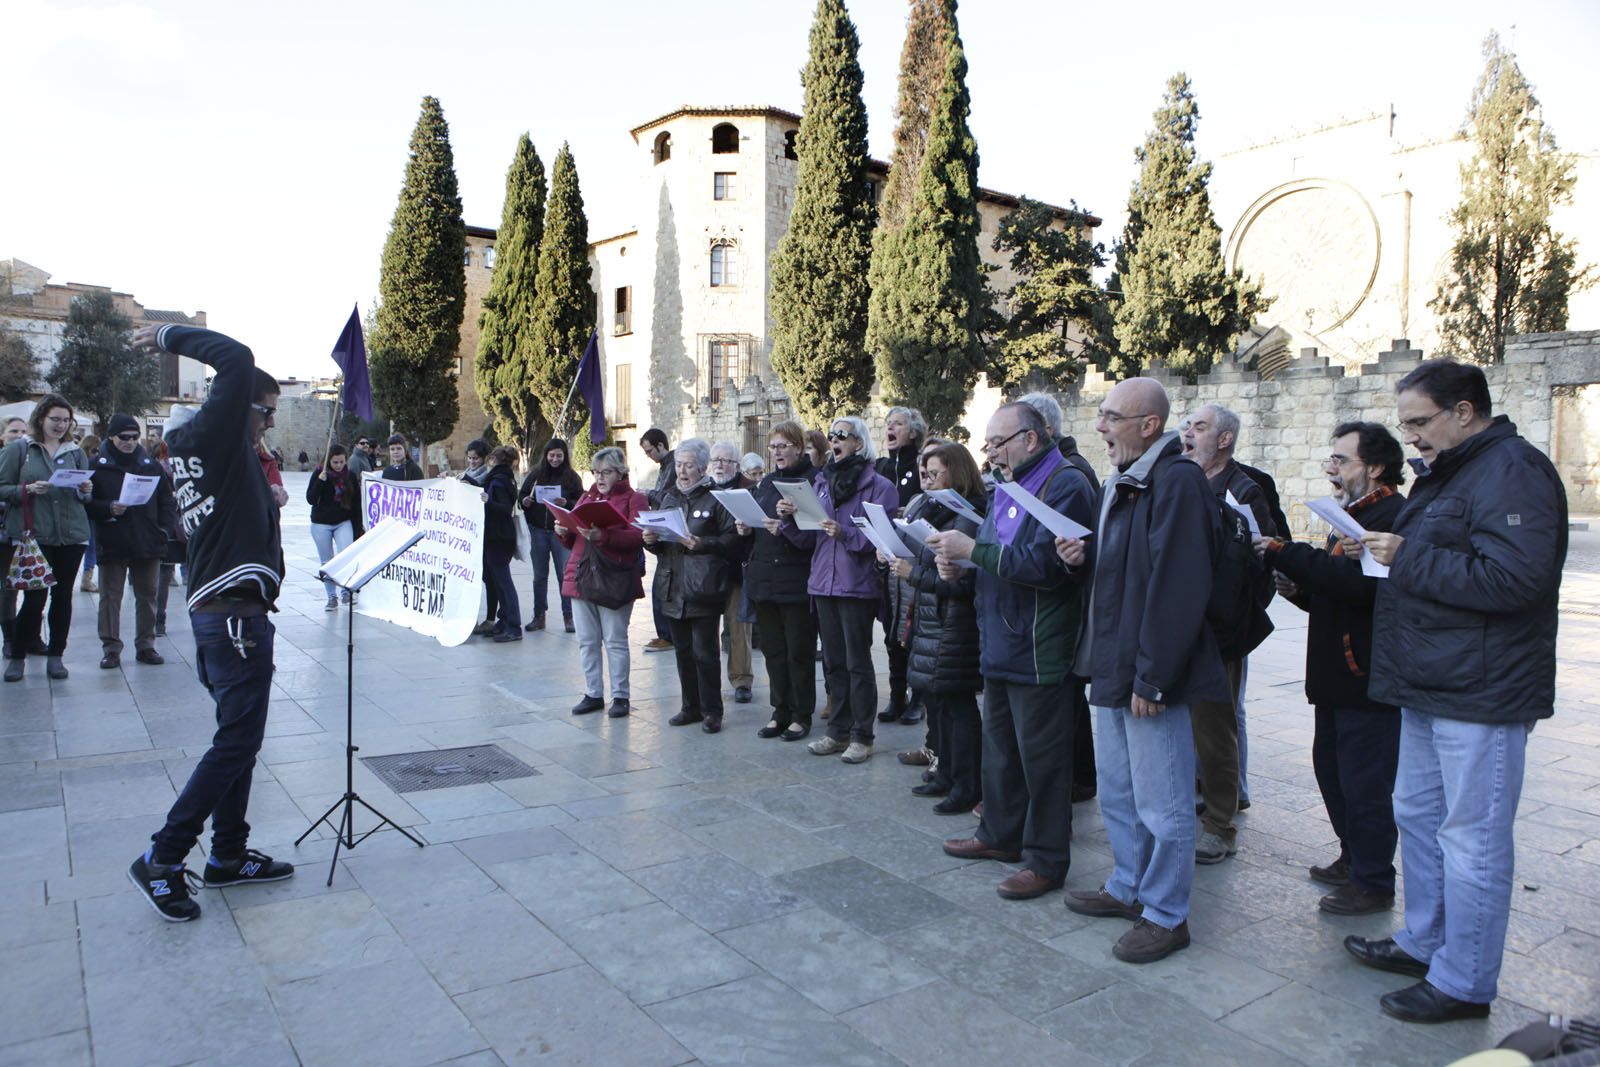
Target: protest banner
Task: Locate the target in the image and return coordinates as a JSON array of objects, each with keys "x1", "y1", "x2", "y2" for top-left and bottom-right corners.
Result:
[{"x1": 357, "y1": 474, "x2": 484, "y2": 645}]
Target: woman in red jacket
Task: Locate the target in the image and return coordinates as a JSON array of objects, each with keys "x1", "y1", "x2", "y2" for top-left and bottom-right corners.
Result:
[{"x1": 556, "y1": 446, "x2": 647, "y2": 718}]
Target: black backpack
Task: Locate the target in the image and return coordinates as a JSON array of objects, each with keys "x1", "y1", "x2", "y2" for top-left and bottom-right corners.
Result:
[{"x1": 1205, "y1": 498, "x2": 1272, "y2": 661}]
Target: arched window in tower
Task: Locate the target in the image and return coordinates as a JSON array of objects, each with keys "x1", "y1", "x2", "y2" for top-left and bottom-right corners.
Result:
[
  {"x1": 653, "y1": 130, "x2": 672, "y2": 164},
  {"x1": 783, "y1": 130, "x2": 798, "y2": 160},
  {"x1": 711, "y1": 123, "x2": 739, "y2": 154},
  {"x1": 709, "y1": 240, "x2": 740, "y2": 287}
]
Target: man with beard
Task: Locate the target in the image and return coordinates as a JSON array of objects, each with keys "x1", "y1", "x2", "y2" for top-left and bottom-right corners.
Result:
[{"x1": 1256, "y1": 422, "x2": 1406, "y2": 916}]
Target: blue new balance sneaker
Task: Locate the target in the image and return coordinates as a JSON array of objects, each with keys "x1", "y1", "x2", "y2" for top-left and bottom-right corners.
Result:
[
  {"x1": 203, "y1": 849, "x2": 295, "y2": 888},
  {"x1": 129, "y1": 852, "x2": 202, "y2": 922}
]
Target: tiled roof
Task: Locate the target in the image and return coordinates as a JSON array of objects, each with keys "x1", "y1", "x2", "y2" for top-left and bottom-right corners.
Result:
[
  {"x1": 141, "y1": 309, "x2": 193, "y2": 323},
  {"x1": 630, "y1": 105, "x2": 802, "y2": 140}
]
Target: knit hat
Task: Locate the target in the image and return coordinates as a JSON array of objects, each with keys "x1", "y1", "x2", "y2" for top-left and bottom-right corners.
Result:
[{"x1": 107, "y1": 413, "x2": 140, "y2": 437}]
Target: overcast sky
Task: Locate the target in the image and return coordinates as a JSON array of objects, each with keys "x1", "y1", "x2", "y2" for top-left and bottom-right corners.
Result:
[{"x1": 5, "y1": 0, "x2": 1597, "y2": 378}]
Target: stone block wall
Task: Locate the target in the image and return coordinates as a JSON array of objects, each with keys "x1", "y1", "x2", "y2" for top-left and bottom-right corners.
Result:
[{"x1": 263, "y1": 395, "x2": 340, "y2": 471}]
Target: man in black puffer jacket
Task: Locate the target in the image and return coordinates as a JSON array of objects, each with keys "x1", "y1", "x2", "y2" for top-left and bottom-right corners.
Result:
[
  {"x1": 86, "y1": 413, "x2": 177, "y2": 670},
  {"x1": 1259, "y1": 421, "x2": 1407, "y2": 919},
  {"x1": 1346, "y1": 360, "x2": 1567, "y2": 1025}
]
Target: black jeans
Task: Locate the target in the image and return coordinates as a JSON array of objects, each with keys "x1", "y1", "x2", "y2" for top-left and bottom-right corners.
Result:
[
  {"x1": 12, "y1": 543, "x2": 85, "y2": 657},
  {"x1": 928, "y1": 689, "x2": 982, "y2": 805},
  {"x1": 668, "y1": 614, "x2": 723, "y2": 721},
  {"x1": 816, "y1": 596, "x2": 878, "y2": 744},
  {"x1": 1313, "y1": 704, "x2": 1402, "y2": 894},
  {"x1": 755, "y1": 600, "x2": 817, "y2": 728},
  {"x1": 1071, "y1": 678, "x2": 1096, "y2": 791},
  {"x1": 978, "y1": 678, "x2": 1075, "y2": 881},
  {"x1": 151, "y1": 612, "x2": 275, "y2": 863},
  {"x1": 485, "y1": 542, "x2": 519, "y2": 632}
]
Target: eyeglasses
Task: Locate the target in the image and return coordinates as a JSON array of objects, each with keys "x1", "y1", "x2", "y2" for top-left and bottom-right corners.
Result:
[
  {"x1": 826, "y1": 431, "x2": 857, "y2": 442},
  {"x1": 1096, "y1": 408, "x2": 1153, "y2": 426},
  {"x1": 1397, "y1": 409, "x2": 1448, "y2": 433},
  {"x1": 250, "y1": 403, "x2": 276, "y2": 418},
  {"x1": 983, "y1": 427, "x2": 1028, "y2": 452},
  {"x1": 44, "y1": 415, "x2": 72, "y2": 424},
  {"x1": 115, "y1": 432, "x2": 140, "y2": 442},
  {"x1": 1325, "y1": 452, "x2": 1358, "y2": 467},
  {"x1": 590, "y1": 468, "x2": 621, "y2": 477},
  {"x1": 768, "y1": 441, "x2": 795, "y2": 451}
]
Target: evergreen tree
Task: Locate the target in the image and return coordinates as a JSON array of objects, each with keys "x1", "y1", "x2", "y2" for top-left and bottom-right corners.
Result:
[
  {"x1": 988, "y1": 198, "x2": 1106, "y2": 392},
  {"x1": 477, "y1": 134, "x2": 547, "y2": 442},
  {"x1": 522, "y1": 143, "x2": 593, "y2": 448},
  {"x1": 0, "y1": 319, "x2": 39, "y2": 402},
  {"x1": 48, "y1": 292, "x2": 160, "y2": 431},
  {"x1": 866, "y1": 0, "x2": 985, "y2": 435},
  {"x1": 1431, "y1": 33, "x2": 1592, "y2": 361},
  {"x1": 769, "y1": 0, "x2": 875, "y2": 428},
  {"x1": 1111, "y1": 74, "x2": 1267, "y2": 380},
  {"x1": 370, "y1": 95, "x2": 466, "y2": 458},
  {"x1": 879, "y1": 0, "x2": 946, "y2": 231}
]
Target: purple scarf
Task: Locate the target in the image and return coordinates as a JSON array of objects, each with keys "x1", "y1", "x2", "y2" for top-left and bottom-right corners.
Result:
[{"x1": 992, "y1": 446, "x2": 1066, "y2": 546}]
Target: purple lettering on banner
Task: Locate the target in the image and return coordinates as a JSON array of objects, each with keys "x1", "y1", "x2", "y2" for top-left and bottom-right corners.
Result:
[{"x1": 365, "y1": 479, "x2": 424, "y2": 529}]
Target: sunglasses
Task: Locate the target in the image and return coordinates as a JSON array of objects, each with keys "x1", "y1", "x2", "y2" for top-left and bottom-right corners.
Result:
[
  {"x1": 826, "y1": 431, "x2": 857, "y2": 442},
  {"x1": 115, "y1": 432, "x2": 140, "y2": 441},
  {"x1": 251, "y1": 403, "x2": 276, "y2": 418}
]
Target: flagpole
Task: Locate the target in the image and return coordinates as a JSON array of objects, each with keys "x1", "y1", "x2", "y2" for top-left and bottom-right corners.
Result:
[{"x1": 552, "y1": 370, "x2": 582, "y2": 443}]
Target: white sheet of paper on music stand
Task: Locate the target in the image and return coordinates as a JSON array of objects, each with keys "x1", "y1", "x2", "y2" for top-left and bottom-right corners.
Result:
[
  {"x1": 995, "y1": 481, "x2": 1092, "y2": 540},
  {"x1": 533, "y1": 485, "x2": 562, "y2": 505},
  {"x1": 47, "y1": 469, "x2": 93, "y2": 488},
  {"x1": 773, "y1": 479, "x2": 828, "y2": 530},
  {"x1": 927, "y1": 488, "x2": 985, "y2": 527},
  {"x1": 318, "y1": 518, "x2": 426, "y2": 591},
  {"x1": 635, "y1": 508, "x2": 691, "y2": 541},
  {"x1": 711, "y1": 488, "x2": 772, "y2": 528},
  {"x1": 1224, "y1": 490, "x2": 1261, "y2": 537},
  {"x1": 863, "y1": 502, "x2": 912, "y2": 557},
  {"x1": 117, "y1": 474, "x2": 160, "y2": 506},
  {"x1": 1304, "y1": 497, "x2": 1389, "y2": 579}
]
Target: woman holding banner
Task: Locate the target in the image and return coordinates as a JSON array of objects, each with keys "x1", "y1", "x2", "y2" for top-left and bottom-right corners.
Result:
[
  {"x1": 482, "y1": 445, "x2": 523, "y2": 643},
  {"x1": 305, "y1": 444, "x2": 363, "y2": 612},
  {"x1": 558, "y1": 446, "x2": 647, "y2": 718},
  {"x1": 460, "y1": 441, "x2": 500, "y2": 636}
]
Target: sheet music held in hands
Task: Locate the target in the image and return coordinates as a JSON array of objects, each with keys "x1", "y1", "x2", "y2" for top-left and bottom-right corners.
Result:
[
  {"x1": 711, "y1": 488, "x2": 772, "y2": 529},
  {"x1": 773, "y1": 479, "x2": 828, "y2": 530},
  {"x1": 994, "y1": 481, "x2": 1092, "y2": 540},
  {"x1": 927, "y1": 488, "x2": 985, "y2": 527},
  {"x1": 47, "y1": 469, "x2": 93, "y2": 489},
  {"x1": 862, "y1": 502, "x2": 912, "y2": 558},
  {"x1": 1304, "y1": 497, "x2": 1389, "y2": 579},
  {"x1": 635, "y1": 508, "x2": 691, "y2": 542},
  {"x1": 117, "y1": 474, "x2": 160, "y2": 507},
  {"x1": 533, "y1": 485, "x2": 562, "y2": 505},
  {"x1": 1224, "y1": 490, "x2": 1261, "y2": 537}
]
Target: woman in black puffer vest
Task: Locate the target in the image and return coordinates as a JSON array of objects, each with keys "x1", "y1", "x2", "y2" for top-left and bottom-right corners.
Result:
[
  {"x1": 738, "y1": 420, "x2": 817, "y2": 741},
  {"x1": 900, "y1": 443, "x2": 986, "y2": 814},
  {"x1": 481, "y1": 445, "x2": 524, "y2": 642}
]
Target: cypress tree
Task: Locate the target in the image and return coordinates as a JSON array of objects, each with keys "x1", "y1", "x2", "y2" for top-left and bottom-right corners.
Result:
[
  {"x1": 0, "y1": 319, "x2": 39, "y2": 403},
  {"x1": 522, "y1": 143, "x2": 593, "y2": 449},
  {"x1": 879, "y1": 0, "x2": 946, "y2": 231},
  {"x1": 48, "y1": 291, "x2": 160, "y2": 432},
  {"x1": 866, "y1": 0, "x2": 985, "y2": 436},
  {"x1": 1111, "y1": 74, "x2": 1266, "y2": 380},
  {"x1": 477, "y1": 134, "x2": 546, "y2": 442},
  {"x1": 1431, "y1": 33, "x2": 1592, "y2": 361},
  {"x1": 370, "y1": 95, "x2": 466, "y2": 457},
  {"x1": 769, "y1": 0, "x2": 875, "y2": 428},
  {"x1": 988, "y1": 197, "x2": 1106, "y2": 392}
]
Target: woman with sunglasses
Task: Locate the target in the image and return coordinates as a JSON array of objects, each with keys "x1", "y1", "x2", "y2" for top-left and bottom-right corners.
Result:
[
  {"x1": 777, "y1": 415, "x2": 897, "y2": 764},
  {"x1": 1, "y1": 394, "x2": 94, "y2": 681}
]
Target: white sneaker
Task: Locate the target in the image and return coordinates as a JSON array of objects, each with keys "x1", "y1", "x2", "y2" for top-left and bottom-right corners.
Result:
[
  {"x1": 808, "y1": 736, "x2": 847, "y2": 756},
  {"x1": 841, "y1": 742, "x2": 873, "y2": 764}
]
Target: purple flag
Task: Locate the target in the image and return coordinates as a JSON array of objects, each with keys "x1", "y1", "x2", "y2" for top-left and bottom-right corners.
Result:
[
  {"x1": 330, "y1": 305, "x2": 372, "y2": 420},
  {"x1": 575, "y1": 330, "x2": 605, "y2": 444}
]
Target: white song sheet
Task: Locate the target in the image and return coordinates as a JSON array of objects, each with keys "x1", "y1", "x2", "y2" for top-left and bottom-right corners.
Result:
[
  {"x1": 711, "y1": 488, "x2": 772, "y2": 528},
  {"x1": 1304, "y1": 497, "x2": 1389, "y2": 578},
  {"x1": 117, "y1": 474, "x2": 160, "y2": 506},
  {"x1": 862, "y1": 502, "x2": 912, "y2": 558},
  {"x1": 994, "y1": 481, "x2": 1092, "y2": 540},
  {"x1": 773, "y1": 479, "x2": 828, "y2": 530},
  {"x1": 635, "y1": 508, "x2": 691, "y2": 541}
]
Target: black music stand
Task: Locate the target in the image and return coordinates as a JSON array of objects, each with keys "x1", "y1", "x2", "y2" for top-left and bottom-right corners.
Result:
[{"x1": 295, "y1": 521, "x2": 427, "y2": 885}]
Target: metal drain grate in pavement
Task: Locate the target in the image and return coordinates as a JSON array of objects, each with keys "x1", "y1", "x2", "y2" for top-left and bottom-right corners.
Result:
[{"x1": 360, "y1": 744, "x2": 538, "y2": 793}]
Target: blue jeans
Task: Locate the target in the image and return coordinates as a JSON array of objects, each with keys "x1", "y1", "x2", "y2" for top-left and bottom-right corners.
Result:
[
  {"x1": 1095, "y1": 702, "x2": 1197, "y2": 930},
  {"x1": 310, "y1": 521, "x2": 355, "y2": 598},
  {"x1": 151, "y1": 613, "x2": 275, "y2": 863},
  {"x1": 528, "y1": 527, "x2": 571, "y2": 620},
  {"x1": 1391, "y1": 708, "x2": 1531, "y2": 1003}
]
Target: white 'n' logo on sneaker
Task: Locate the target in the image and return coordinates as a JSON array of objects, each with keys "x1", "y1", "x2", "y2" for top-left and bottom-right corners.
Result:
[
  {"x1": 239, "y1": 861, "x2": 262, "y2": 877},
  {"x1": 151, "y1": 879, "x2": 170, "y2": 896}
]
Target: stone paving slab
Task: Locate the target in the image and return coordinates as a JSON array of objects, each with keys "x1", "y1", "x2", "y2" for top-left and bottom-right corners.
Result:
[{"x1": 0, "y1": 473, "x2": 1596, "y2": 1065}]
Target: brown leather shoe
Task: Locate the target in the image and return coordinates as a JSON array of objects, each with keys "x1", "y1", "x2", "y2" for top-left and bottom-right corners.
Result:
[
  {"x1": 1309, "y1": 857, "x2": 1350, "y2": 886},
  {"x1": 997, "y1": 869, "x2": 1063, "y2": 900},
  {"x1": 1065, "y1": 888, "x2": 1143, "y2": 921},
  {"x1": 942, "y1": 837, "x2": 1021, "y2": 863},
  {"x1": 1113, "y1": 919, "x2": 1191, "y2": 964}
]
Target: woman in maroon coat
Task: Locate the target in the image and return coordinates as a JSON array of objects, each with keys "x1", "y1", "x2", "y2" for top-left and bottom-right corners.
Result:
[{"x1": 556, "y1": 446, "x2": 648, "y2": 718}]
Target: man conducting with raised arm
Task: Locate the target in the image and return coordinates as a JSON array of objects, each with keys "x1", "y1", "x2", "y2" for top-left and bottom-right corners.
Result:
[{"x1": 127, "y1": 324, "x2": 293, "y2": 922}]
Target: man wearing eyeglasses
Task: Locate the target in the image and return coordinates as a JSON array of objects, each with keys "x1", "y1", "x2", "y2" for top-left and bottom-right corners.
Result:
[
  {"x1": 124, "y1": 324, "x2": 294, "y2": 923},
  {"x1": 1342, "y1": 359, "x2": 1566, "y2": 1024},
  {"x1": 931, "y1": 402, "x2": 1096, "y2": 903},
  {"x1": 1056, "y1": 377, "x2": 1229, "y2": 964}
]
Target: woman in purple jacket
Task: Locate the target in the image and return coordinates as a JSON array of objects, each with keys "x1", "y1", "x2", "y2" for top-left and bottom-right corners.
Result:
[{"x1": 778, "y1": 414, "x2": 897, "y2": 764}]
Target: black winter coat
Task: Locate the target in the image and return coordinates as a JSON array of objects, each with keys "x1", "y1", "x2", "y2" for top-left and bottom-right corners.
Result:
[
  {"x1": 1268, "y1": 487, "x2": 1406, "y2": 710},
  {"x1": 305, "y1": 467, "x2": 364, "y2": 529},
  {"x1": 519, "y1": 465, "x2": 584, "y2": 533},
  {"x1": 1078, "y1": 433, "x2": 1230, "y2": 707},
  {"x1": 905, "y1": 498, "x2": 982, "y2": 694},
  {"x1": 646, "y1": 479, "x2": 738, "y2": 619},
  {"x1": 482, "y1": 464, "x2": 520, "y2": 546},
  {"x1": 875, "y1": 444, "x2": 922, "y2": 512},
  {"x1": 1369, "y1": 418, "x2": 1566, "y2": 724},
  {"x1": 85, "y1": 445, "x2": 177, "y2": 561},
  {"x1": 743, "y1": 458, "x2": 816, "y2": 605}
]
